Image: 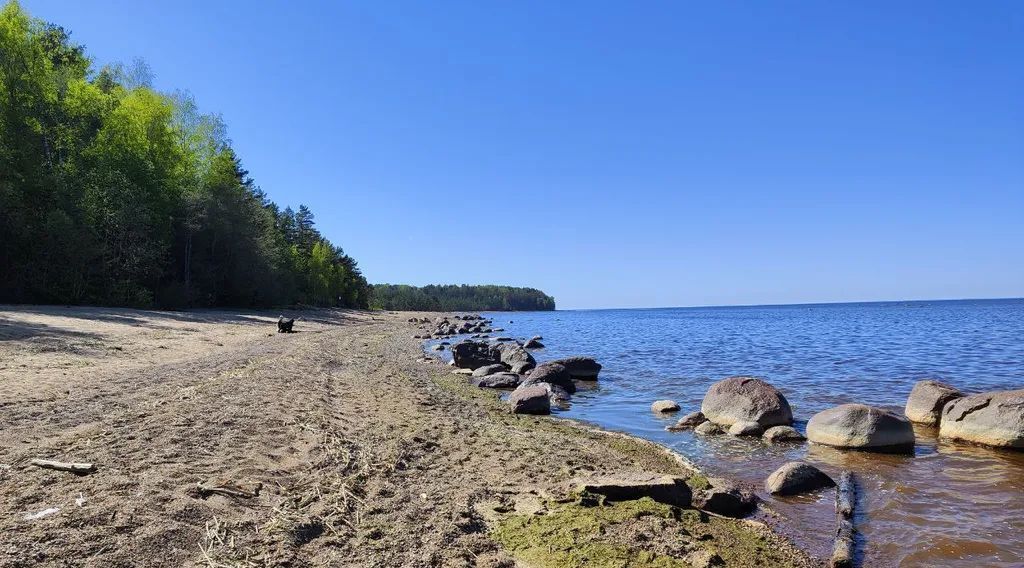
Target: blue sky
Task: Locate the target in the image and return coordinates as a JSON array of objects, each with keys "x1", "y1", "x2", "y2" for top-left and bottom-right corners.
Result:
[{"x1": 23, "y1": 1, "x2": 1023, "y2": 309}]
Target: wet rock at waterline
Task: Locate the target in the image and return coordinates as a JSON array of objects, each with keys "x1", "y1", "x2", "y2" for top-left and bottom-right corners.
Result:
[
  {"x1": 939, "y1": 389, "x2": 1024, "y2": 449},
  {"x1": 508, "y1": 385, "x2": 551, "y2": 415},
  {"x1": 520, "y1": 362, "x2": 575, "y2": 393},
  {"x1": 692, "y1": 481, "x2": 757, "y2": 518},
  {"x1": 700, "y1": 376, "x2": 793, "y2": 428},
  {"x1": 694, "y1": 421, "x2": 724, "y2": 436},
  {"x1": 431, "y1": 344, "x2": 445, "y2": 351},
  {"x1": 451, "y1": 341, "x2": 501, "y2": 369},
  {"x1": 667, "y1": 411, "x2": 707, "y2": 431},
  {"x1": 727, "y1": 421, "x2": 763, "y2": 437},
  {"x1": 569, "y1": 473, "x2": 692, "y2": 508},
  {"x1": 471, "y1": 372, "x2": 522, "y2": 389},
  {"x1": 524, "y1": 337, "x2": 544, "y2": 349},
  {"x1": 472, "y1": 363, "x2": 509, "y2": 377},
  {"x1": 765, "y1": 462, "x2": 835, "y2": 496},
  {"x1": 493, "y1": 341, "x2": 536, "y2": 374},
  {"x1": 762, "y1": 425, "x2": 806, "y2": 443},
  {"x1": 905, "y1": 380, "x2": 964, "y2": 426},
  {"x1": 549, "y1": 356, "x2": 602, "y2": 380},
  {"x1": 806, "y1": 403, "x2": 915, "y2": 452},
  {"x1": 651, "y1": 400, "x2": 681, "y2": 413}
]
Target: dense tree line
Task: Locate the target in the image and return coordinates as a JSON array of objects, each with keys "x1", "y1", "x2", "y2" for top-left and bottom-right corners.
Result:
[
  {"x1": 0, "y1": 2, "x2": 368, "y2": 308},
  {"x1": 371, "y1": 284, "x2": 555, "y2": 312}
]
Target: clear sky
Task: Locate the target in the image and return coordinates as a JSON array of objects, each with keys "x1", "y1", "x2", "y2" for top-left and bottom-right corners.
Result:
[{"x1": 22, "y1": 0, "x2": 1023, "y2": 309}]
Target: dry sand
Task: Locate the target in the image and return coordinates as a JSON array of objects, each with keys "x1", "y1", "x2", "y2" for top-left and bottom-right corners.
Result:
[{"x1": 0, "y1": 306, "x2": 813, "y2": 567}]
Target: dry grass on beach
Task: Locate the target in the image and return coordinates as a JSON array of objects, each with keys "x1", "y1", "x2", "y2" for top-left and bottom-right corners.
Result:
[{"x1": 0, "y1": 305, "x2": 812, "y2": 567}]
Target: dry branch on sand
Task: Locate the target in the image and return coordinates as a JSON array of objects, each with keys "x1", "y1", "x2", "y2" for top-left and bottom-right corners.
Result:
[{"x1": 29, "y1": 459, "x2": 96, "y2": 474}]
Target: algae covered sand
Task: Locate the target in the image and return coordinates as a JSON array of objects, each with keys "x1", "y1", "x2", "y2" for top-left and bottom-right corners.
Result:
[{"x1": 0, "y1": 306, "x2": 812, "y2": 566}]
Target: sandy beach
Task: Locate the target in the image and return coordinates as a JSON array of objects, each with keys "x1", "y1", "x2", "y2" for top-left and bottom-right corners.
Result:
[{"x1": 0, "y1": 306, "x2": 811, "y2": 567}]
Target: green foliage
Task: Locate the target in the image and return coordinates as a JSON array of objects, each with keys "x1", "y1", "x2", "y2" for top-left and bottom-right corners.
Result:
[
  {"x1": 370, "y1": 284, "x2": 555, "y2": 312},
  {"x1": 0, "y1": 1, "x2": 368, "y2": 308}
]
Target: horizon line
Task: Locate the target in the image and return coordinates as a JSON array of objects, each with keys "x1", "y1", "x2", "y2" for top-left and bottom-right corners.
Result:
[{"x1": 554, "y1": 295, "x2": 1024, "y2": 312}]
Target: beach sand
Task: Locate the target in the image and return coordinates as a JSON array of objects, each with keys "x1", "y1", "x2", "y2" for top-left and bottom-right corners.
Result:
[{"x1": 0, "y1": 306, "x2": 812, "y2": 567}]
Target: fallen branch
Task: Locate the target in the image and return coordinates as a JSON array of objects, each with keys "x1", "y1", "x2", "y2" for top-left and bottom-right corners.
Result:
[
  {"x1": 830, "y1": 471, "x2": 856, "y2": 568},
  {"x1": 29, "y1": 459, "x2": 96, "y2": 475},
  {"x1": 196, "y1": 481, "x2": 262, "y2": 499}
]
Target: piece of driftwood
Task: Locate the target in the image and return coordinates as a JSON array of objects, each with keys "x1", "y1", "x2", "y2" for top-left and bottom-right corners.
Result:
[
  {"x1": 29, "y1": 459, "x2": 96, "y2": 475},
  {"x1": 830, "y1": 471, "x2": 856, "y2": 568},
  {"x1": 196, "y1": 480, "x2": 262, "y2": 499}
]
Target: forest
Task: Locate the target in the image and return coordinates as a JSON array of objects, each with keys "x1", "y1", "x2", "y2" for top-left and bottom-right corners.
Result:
[
  {"x1": 0, "y1": 2, "x2": 369, "y2": 309},
  {"x1": 371, "y1": 284, "x2": 555, "y2": 312}
]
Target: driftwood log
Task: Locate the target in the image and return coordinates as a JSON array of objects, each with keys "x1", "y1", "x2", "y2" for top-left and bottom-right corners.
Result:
[
  {"x1": 29, "y1": 459, "x2": 96, "y2": 475},
  {"x1": 830, "y1": 471, "x2": 856, "y2": 567}
]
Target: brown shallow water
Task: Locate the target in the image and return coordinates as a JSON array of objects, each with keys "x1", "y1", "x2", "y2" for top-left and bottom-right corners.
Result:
[{"x1": 450, "y1": 301, "x2": 1024, "y2": 566}]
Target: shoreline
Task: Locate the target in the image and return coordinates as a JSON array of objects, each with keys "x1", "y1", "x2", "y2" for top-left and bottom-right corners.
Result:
[{"x1": 0, "y1": 305, "x2": 814, "y2": 566}]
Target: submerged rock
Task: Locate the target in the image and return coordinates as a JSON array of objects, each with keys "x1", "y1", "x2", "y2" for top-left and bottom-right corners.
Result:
[
  {"x1": 651, "y1": 400, "x2": 681, "y2": 413},
  {"x1": 549, "y1": 356, "x2": 602, "y2": 380},
  {"x1": 700, "y1": 376, "x2": 793, "y2": 428},
  {"x1": 667, "y1": 411, "x2": 707, "y2": 431},
  {"x1": 764, "y1": 462, "x2": 835, "y2": 496},
  {"x1": 568, "y1": 473, "x2": 692, "y2": 508},
  {"x1": 905, "y1": 380, "x2": 964, "y2": 426},
  {"x1": 939, "y1": 389, "x2": 1024, "y2": 448},
  {"x1": 762, "y1": 425, "x2": 806, "y2": 443},
  {"x1": 508, "y1": 385, "x2": 551, "y2": 415},
  {"x1": 727, "y1": 421, "x2": 763, "y2": 437},
  {"x1": 694, "y1": 421, "x2": 724, "y2": 436},
  {"x1": 806, "y1": 403, "x2": 914, "y2": 452}
]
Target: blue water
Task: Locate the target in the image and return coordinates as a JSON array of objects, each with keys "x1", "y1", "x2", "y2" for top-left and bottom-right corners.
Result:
[{"x1": 471, "y1": 299, "x2": 1024, "y2": 566}]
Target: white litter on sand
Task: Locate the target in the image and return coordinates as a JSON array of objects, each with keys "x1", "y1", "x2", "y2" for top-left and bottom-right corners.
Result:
[{"x1": 23, "y1": 507, "x2": 59, "y2": 521}]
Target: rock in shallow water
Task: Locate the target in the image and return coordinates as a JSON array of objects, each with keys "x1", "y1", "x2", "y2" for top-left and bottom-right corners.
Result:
[
  {"x1": 727, "y1": 421, "x2": 763, "y2": 436},
  {"x1": 508, "y1": 385, "x2": 550, "y2": 415},
  {"x1": 667, "y1": 411, "x2": 707, "y2": 431},
  {"x1": 762, "y1": 425, "x2": 805, "y2": 443},
  {"x1": 806, "y1": 403, "x2": 914, "y2": 452},
  {"x1": 764, "y1": 462, "x2": 835, "y2": 496},
  {"x1": 694, "y1": 421, "x2": 724, "y2": 436},
  {"x1": 521, "y1": 362, "x2": 575, "y2": 393},
  {"x1": 939, "y1": 389, "x2": 1024, "y2": 449},
  {"x1": 549, "y1": 356, "x2": 602, "y2": 380},
  {"x1": 651, "y1": 400, "x2": 681, "y2": 413},
  {"x1": 905, "y1": 379, "x2": 964, "y2": 426},
  {"x1": 700, "y1": 376, "x2": 793, "y2": 428}
]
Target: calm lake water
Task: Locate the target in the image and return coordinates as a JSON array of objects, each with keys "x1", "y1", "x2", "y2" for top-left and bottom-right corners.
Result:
[{"x1": 451, "y1": 299, "x2": 1024, "y2": 567}]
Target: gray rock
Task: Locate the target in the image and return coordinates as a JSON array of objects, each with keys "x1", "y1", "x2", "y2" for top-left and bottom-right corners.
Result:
[
  {"x1": 764, "y1": 462, "x2": 835, "y2": 496},
  {"x1": 692, "y1": 482, "x2": 757, "y2": 518},
  {"x1": 667, "y1": 411, "x2": 707, "y2": 431},
  {"x1": 700, "y1": 376, "x2": 793, "y2": 427},
  {"x1": 524, "y1": 338, "x2": 544, "y2": 349},
  {"x1": 451, "y1": 341, "x2": 501, "y2": 369},
  {"x1": 493, "y1": 341, "x2": 536, "y2": 374},
  {"x1": 728, "y1": 421, "x2": 763, "y2": 437},
  {"x1": 472, "y1": 363, "x2": 509, "y2": 377},
  {"x1": 905, "y1": 380, "x2": 964, "y2": 426},
  {"x1": 508, "y1": 385, "x2": 551, "y2": 415},
  {"x1": 651, "y1": 400, "x2": 681, "y2": 413},
  {"x1": 694, "y1": 421, "x2": 724, "y2": 436},
  {"x1": 543, "y1": 382, "x2": 573, "y2": 406},
  {"x1": 472, "y1": 372, "x2": 522, "y2": 389},
  {"x1": 807, "y1": 403, "x2": 915, "y2": 452},
  {"x1": 549, "y1": 356, "x2": 602, "y2": 380},
  {"x1": 431, "y1": 344, "x2": 445, "y2": 351},
  {"x1": 521, "y1": 362, "x2": 575, "y2": 393},
  {"x1": 939, "y1": 389, "x2": 1024, "y2": 448},
  {"x1": 569, "y1": 473, "x2": 692, "y2": 508},
  {"x1": 762, "y1": 425, "x2": 806, "y2": 443}
]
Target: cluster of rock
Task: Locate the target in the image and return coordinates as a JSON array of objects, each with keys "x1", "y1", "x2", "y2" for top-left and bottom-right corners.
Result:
[
  {"x1": 905, "y1": 380, "x2": 1023, "y2": 449},
  {"x1": 413, "y1": 314, "x2": 496, "y2": 339}
]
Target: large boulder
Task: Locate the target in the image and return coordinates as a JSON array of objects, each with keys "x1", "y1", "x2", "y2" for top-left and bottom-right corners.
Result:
[
  {"x1": 471, "y1": 372, "x2": 522, "y2": 389},
  {"x1": 905, "y1": 380, "x2": 964, "y2": 426},
  {"x1": 939, "y1": 389, "x2": 1024, "y2": 448},
  {"x1": 451, "y1": 341, "x2": 500, "y2": 369},
  {"x1": 764, "y1": 462, "x2": 835, "y2": 496},
  {"x1": 700, "y1": 377, "x2": 793, "y2": 427},
  {"x1": 806, "y1": 404, "x2": 915, "y2": 452},
  {"x1": 549, "y1": 356, "x2": 602, "y2": 380},
  {"x1": 493, "y1": 342, "x2": 536, "y2": 374},
  {"x1": 569, "y1": 473, "x2": 692, "y2": 508},
  {"x1": 692, "y1": 481, "x2": 757, "y2": 518},
  {"x1": 472, "y1": 363, "x2": 509, "y2": 377},
  {"x1": 508, "y1": 385, "x2": 551, "y2": 415},
  {"x1": 520, "y1": 362, "x2": 575, "y2": 393}
]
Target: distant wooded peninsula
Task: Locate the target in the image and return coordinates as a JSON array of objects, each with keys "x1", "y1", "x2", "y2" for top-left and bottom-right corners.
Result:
[{"x1": 370, "y1": 285, "x2": 555, "y2": 312}]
